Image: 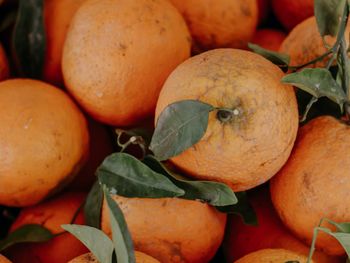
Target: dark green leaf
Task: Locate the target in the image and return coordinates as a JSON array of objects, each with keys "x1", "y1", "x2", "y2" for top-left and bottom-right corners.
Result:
[
  {"x1": 84, "y1": 181, "x2": 103, "y2": 228},
  {"x1": 150, "y1": 100, "x2": 214, "y2": 161},
  {"x1": 282, "y1": 68, "x2": 347, "y2": 110},
  {"x1": 143, "y1": 155, "x2": 237, "y2": 207},
  {"x1": 62, "y1": 224, "x2": 114, "y2": 263},
  {"x1": 314, "y1": 0, "x2": 346, "y2": 37},
  {"x1": 248, "y1": 43, "x2": 290, "y2": 68},
  {"x1": 0, "y1": 224, "x2": 53, "y2": 251},
  {"x1": 97, "y1": 153, "x2": 184, "y2": 198},
  {"x1": 216, "y1": 192, "x2": 258, "y2": 226},
  {"x1": 12, "y1": 0, "x2": 45, "y2": 78},
  {"x1": 104, "y1": 188, "x2": 135, "y2": 263}
]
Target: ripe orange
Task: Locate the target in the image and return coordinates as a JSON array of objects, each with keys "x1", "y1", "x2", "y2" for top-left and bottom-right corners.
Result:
[
  {"x1": 0, "y1": 255, "x2": 11, "y2": 263},
  {"x1": 234, "y1": 248, "x2": 311, "y2": 263},
  {"x1": 155, "y1": 49, "x2": 299, "y2": 192},
  {"x1": 169, "y1": 0, "x2": 258, "y2": 51},
  {"x1": 0, "y1": 79, "x2": 89, "y2": 207},
  {"x1": 0, "y1": 43, "x2": 9, "y2": 81},
  {"x1": 62, "y1": 0, "x2": 191, "y2": 126},
  {"x1": 68, "y1": 252, "x2": 160, "y2": 263},
  {"x1": 6, "y1": 192, "x2": 88, "y2": 263},
  {"x1": 223, "y1": 187, "x2": 342, "y2": 263},
  {"x1": 272, "y1": 0, "x2": 314, "y2": 30},
  {"x1": 101, "y1": 195, "x2": 226, "y2": 263},
  {"x1": 43, "y1": 0, "x2": 86, "y2": 86},
  {"x1": 251, "y1": 29, "x2": 286, "y2": 51},
  {"x1": 271, "y1": 116, "x2": 350, "y2": 256}
]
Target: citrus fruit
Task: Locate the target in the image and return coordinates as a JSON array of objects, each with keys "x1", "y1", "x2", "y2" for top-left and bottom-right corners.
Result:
[
  {"x1": 0, "y1": 79, "x2": 89, "y2": 206},
  {"x1": 271, "y1": 116, "x2": 350, "y2": 256},
  {"x1": 6, "y1": 192, "x2": 88, "y2": 263},
  {"x1": 68, "y1": 251, "x2": 160, "y2": 263},
  {"x1": 168, "y1": 0, "x2": 258, "y2": 51},
  {"x1": 101, "y1": 195, "x2": 226, "y2": 263},
  {"x1": 0, "y1": 255, "x2": 11, "y2": 263},
  {"x1": 155, "y1": 49, "x2": 299, "y2": 192},
  {"x1": 0, "y1": 43, "x2": 9, "y2": 81},
  {"x1": 62, "y1": 0, "x2": 191, "y2": 126},
  {"x1": 272, "y1": 0, "x2": 314, "y2": 30},
  {"x1": 43, "y1": 0, "x2": 86, "y2": 86},
  {"x1": 234, "y1": 248, "x2": 312, "y2": 263},
  {"x1": 252, "y1": 29, "x2": 286, "y2": 51}
]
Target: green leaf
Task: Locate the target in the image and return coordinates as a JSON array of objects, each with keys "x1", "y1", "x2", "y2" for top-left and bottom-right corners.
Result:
[
  {"x1": 12, "y1": 0, "x2": 46, "y2": 78},
  {"x1": 314, "y1": 0, "x2": 346, "y2": 37},
  {"x1": 0, "y1": 224, "x2": 53, "y2": 251},
  {"x1": 143, "y1": 155, "x2": 237, "y2": 207},
  {"x1": 216, "y1": 192, "x2": 258, "y2": 226},
  {"x1": 97, "y1": 153, "x2": 184, "y2": 198},
  {"x1": 282, "y1": 68, "x2": 347, "y2": 110},
  {"x1": 84, "y1": 181, "x2": 103, "y2": 228},
  {"x1": 248, "y1": 43, "x2": 290, "y2": 69},
  {"x1": 149, "y1": 100, "x2": 214, "y2": 161},
  {"x1": 62, "y1": 224, "x2": 114, "y2": 263},
  {"x1": 104, "y1": 188, "x2": 136, "y2": 263},
  {"x1": 0, "y1": 9, "x2": 17, "y2": 33}
]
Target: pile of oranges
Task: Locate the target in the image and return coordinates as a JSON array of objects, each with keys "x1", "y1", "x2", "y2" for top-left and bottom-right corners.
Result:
[{"x1": 0, "y1": 0, "x2": 348, "y2": 262}]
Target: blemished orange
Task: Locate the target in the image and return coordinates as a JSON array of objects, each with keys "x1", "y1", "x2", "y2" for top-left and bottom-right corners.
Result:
[
  {"x1": 0, "y1": 43, "x2": 9, "y2": 81},
  {"x1": 169, "y1": 0, "x2": 258, "y2": 51},
  {"x1": 271, "y1": 116, "x2": 350, "y2": 256},
  {"x1": 234, "y1": 249, "x2": 312, "y2": 263},
  {"x1": 252, "y1": 29, "x2": 286, "y2": 51},
  {"x1": 68, "y1": 252, "x2": 160, "y2": 263},
  {"x1": 62, "y1": 0, "x2": 191, "y2": 126},
  {"x1": 101, "y1": 195, "x2": 226, "y2": 263},
  {"x1": 223, "y1": 187, "x2": 342, "y2": 263},
  {"x1": 0, "y1": 79, "x2": 89, "y2": 207},
  {"x1": 0, "y1": 255, "x2": 11, "y2": 263},
  {"x1": 6, "y1": 192, "x2": 88, "y2": 263},
  {"x1": 272, "y1": 0, "x2": 314, "y2": 30},
  {"x1": 155, "y1": 49, "x2": 299, "y2": 192}
]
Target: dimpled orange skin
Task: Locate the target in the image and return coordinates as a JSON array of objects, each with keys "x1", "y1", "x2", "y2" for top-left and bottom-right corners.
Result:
[
  {"x1": 234, "y1": 249, "x2": 312, "y2": 263},
  {"x1": 252, "y1": 29, "x2": 286, "y2": 51},
  {"x1": 0, "y1": 43, "x2": 9, "y2": 80},
  {"x1": 223, "y1": 187, "x2": 342, "y2": 263},
  {"x1": 43, "y1": 0, "x2": 86, "y2": 86},
  {"x1": 272, "y1": 0, "x2": 314, "y2": 30},
  {"x1": 271, "y1": 116, "x2": 350, "y2": 256},
  {"x1": 7, "y1": 192, "x2": 88, "y2": 263},
  {"x1": 101, "y1": 196, "x2": 227, "y2": 263},
  {"x1": 0, "y1": 255, "x2": 11, "y2": 263},
  {"x1": 68, "y1": 252, "x2": 160, "y2": 263},
  {"x1": 0, "y1": 79, "x2": 89, "y2": 207},
  {"x1": 169, "y1": 0, "x2": 258, "y2": 51},
  {"x1": 62, "y1": 0, "x2": 191, "y2": 126},
  {"x1": 155, "y1": 49, "x2": 299, "y2": 192}
]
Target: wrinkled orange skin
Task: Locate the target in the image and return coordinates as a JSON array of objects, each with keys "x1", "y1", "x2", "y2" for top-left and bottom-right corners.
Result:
[
  {"x1": 63, "y1": 0, "x2": 191, "y2": 126},
  {"x1": 235, "y1": 249, "x2": 311, "y2": 263},
  {"x1": 223, "y1": 187, "x2": 343, "y2": 263},
  {"x1": 101, "y1": 196, "x2": 226, "y2": 263},
  {"x1": 272, "y1": 0, "x2": 314, "y2": 30},
  {"x1": 155, "y1": 49, "x2": 299, "y2": 192},
  {"x1": 252, "y1": 29, "x2": 286, "y2": 51},
  {"x1": 68, "y1": 251, "x2": 160, "y2": 263},
  {"x1": 169, "y1": 0, "x2": 258, "y2": 51},
  {"x1": 271, "y1": 116, "x2": 350, "y2": 256},
  {"x1": 0, "y1": 43, "x2": 9, "y2": 80},
  {"x1": 6, "y1": 192, "x2": 88, "y2": 263},
  {"x1": 0, "y1": 79, "x2": 89, "y2": 207},
  {"x1": 0, "y1": 255, "x2": 11, "y2": 263}
]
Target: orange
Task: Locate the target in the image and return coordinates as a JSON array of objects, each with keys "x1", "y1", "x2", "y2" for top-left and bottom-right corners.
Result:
[
  {"x1": 0, "y1": 79, "x2": 89, "y2": 207},
  {"x1": 6, "y1": 192, "x2": 88, "y2": 263},
  {"x1": 101, "y1": 195, "x2": 226, "y2": 263},
  {"x1": 271, "y1": 116, "x2": 350, "y2": 256},
  {"x1": 0, "y1": 43, "x2": 9, "y2": 81},
  {"x1": 169, "y1": 0, "x2": 258, "y2": 51},
  {"x1": 272, "y1": 0, "x2": 314, "y2": 30},
  {"x1": 251, "y1": 29, "x2": 286, "y2": 51},
  {"x1": 0, "y1": 255, "x2": 11, "y2": 263},
  {"x1": 43, "y1": 0, "x2": 86, "y2": 86},
  {"x1": 68, "y1": 252, "x2": 160, "y2": 263},
  {"x1": 223, "y1": 187, "x2": 342, "y2": 263},
  {"x1": 62, "y1": 0, "x2": 191, "y2": 126},
  {"x1": 155, "y1": 49, "x2": 299, "y2": 192},
  {"x1": 234, "y1": 249, "x2": 312, "y2": 263}
]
